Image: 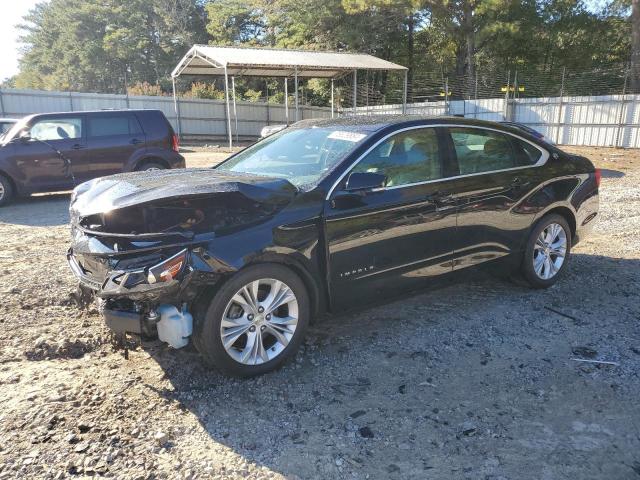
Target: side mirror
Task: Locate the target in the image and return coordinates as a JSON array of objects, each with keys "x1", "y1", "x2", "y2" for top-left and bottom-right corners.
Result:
[
  {"x1": 18, "y1": 130, "x2": 31, "y2": 143},
  {"x1": 345, "y1": 171, "x2": 387, "y2": 192}
]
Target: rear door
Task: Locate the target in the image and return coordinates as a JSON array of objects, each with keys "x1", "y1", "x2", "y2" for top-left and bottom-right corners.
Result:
[
  {"x1": 12, "y1": 114, "x2": 87, "y2": 190},
  {"x1": 441, "y1": 126, "x2": 549, "y2": 269},
  {"x1": 324, "y1": 126, "x2": 459, "y2": 310},
  {"x1": 86, "y1": 112, "x2": 146, "y2": 178}
]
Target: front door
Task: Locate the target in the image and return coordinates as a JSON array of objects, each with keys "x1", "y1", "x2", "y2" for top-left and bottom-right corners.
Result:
[
  {"x1": 13, "y1": 115, "x2": 87, "y2": 190},
  {"x1": 324, "y1": 126, "x2": 459, "y2": 311},
  {"x1": 441, "y1": 126, "x2": 549, "y2": 270},
  {"x1": 86, "y1": 112, "x2": 146, "y2": 178}
]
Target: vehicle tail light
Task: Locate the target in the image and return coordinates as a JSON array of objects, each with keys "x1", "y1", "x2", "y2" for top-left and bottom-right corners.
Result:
[
  {"x1": 147, "y1": 249, "x2": 187, "y2": 284},
  {"x1": 171, "y1": 133, "x2": 180, "y2": 152},
  {"x1": 594, "y1": 168, "x2": 601, "y2": 188}
]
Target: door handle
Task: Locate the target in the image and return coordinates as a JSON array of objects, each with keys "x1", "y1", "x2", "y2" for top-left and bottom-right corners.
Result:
[
  {"x1": 71, "y1": 144, "x2": 85, "y2": 150},
  {"x1": 511, "y1": 177, "x2": 530, "y2": 190},
  {"x1": 130, "y1": 138, "x2": 143, "y2": 145}
]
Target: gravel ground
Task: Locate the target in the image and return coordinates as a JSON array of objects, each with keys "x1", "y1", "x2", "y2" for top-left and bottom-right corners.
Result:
[{"x1": 0, "y1": 146, "x2": 639, "y2": 480}]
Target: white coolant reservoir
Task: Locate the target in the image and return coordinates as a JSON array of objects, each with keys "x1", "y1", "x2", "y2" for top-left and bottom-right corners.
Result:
[{"x1": 156, "y1": 304, "x2": 193, "y2": 349}]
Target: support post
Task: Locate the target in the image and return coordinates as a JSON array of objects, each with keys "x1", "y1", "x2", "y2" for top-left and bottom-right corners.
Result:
[
  {"x1": 555, "y1": 67, "x2": 566, "y2": 145},
  {"x1": 284, "y1": 77, "x2": 289, "y2": 125},
  {"x1": 503, "y1": 69, "x2": 510, "y2": 120},
  {"x1": 615, "y1": 66, "x2": 630, "y2": 148},
  {"x1": 231, "y1": 76, "x2": 238, "y2": 143},
  {"x1": 265, "y1": 80, "x2": 270, "y2": 125},
  {"x1": 444, "y1": 77, "x2": 449, "y2": 115},
  {"x1": 331, "y1": 78, "x2": 335, "y2": 118},
  {"x1": 0, "y1": 88, "x2": 5, "y2": 116},
  {"x1": 352, "y1": 70, "x2": 357, "y2": 113},
  {"x1": 171, "y1": 77, "x2": 182, "y2": 138},
  {"x1": 294, "y1": 67, "x2": 299, "y2": 122},
  {"x1": 402, "y1": 70, "x2": 408, "y2": 114},
  {"x1": 224, "y1": 66, "x2": 232, "y2": 149}
]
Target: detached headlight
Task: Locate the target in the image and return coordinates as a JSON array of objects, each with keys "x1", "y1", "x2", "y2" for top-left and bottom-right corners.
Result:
[{"x1": 147, "y1": 249, "x2": 188, "y2": 284}]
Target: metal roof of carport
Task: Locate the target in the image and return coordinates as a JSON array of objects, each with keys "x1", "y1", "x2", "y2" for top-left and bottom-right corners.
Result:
[
  {"x1": 170, "y1": 45, "x2": 408, "y2": 149},
  {"x1": 171, "y1": 45, "x2": 408, "y2": 78}
]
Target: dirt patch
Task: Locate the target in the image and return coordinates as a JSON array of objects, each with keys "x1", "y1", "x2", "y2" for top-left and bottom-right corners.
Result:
[{"x1": 0, "y1": 146, "x2": 639, "y2": 479}]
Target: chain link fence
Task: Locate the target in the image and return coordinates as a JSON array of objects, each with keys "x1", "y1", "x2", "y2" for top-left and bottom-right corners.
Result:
[{"x1": 333, "y1": 63, "x2": 640, "y2": 148}]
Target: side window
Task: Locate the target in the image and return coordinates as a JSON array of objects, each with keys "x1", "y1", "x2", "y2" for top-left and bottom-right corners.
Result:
[
  {"x1": 30, "y1": 117, "x2": 82, "y2": 141},
  {"x1": 449, "y1": 127, "x2": 521, "y2": 175},
  {"x1": 88, "y1": 115, "x2": 142, "y2": 137},
  {"x1": 352, "y1": 128, "x2": 443, "y2": 187},
  {"x1": 514, "y1": 138, "x2": 543, "y2": 166}
]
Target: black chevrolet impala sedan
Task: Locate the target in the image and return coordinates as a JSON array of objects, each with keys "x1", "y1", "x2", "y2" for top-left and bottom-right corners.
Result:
[{"x1": 68, "y1": 115, "x2": 600, "y2": 376}]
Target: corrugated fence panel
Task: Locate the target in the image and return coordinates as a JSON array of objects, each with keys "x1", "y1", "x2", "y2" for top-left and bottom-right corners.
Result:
[
  {"x1": 0, "y1": 88, "x2": 332, "y2": 140},
  {"x1": 1, "y1": 88, "x2": 639, "y2": 146}
]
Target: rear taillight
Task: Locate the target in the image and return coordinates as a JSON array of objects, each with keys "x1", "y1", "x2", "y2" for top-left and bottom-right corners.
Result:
[
  {"x1": 171, "y1": 133, "x2": 180, "y2": 152},
  {"x1": 594, "y1": 168, "x2": 601, "y2": 188}
]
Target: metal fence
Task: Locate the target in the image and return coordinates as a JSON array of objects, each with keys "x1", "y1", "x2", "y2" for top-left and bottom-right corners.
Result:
[
  {"x1": 337, "y1": 62, "x2": 640, "y2": 148},
  {"x1": 0, "y1": 88, "x2": 332, "y2": 141},
  {"x1": 349, "y1": 93, "x2": 640, "y2": 148}
]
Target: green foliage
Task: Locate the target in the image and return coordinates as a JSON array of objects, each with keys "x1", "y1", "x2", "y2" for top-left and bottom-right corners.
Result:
[
  {"x1": 12, "y1": 0, "x2": 635, "y2": 101},
  {"x1": 185, "y1": 82, "x2": 226, "y2": 99},
  {"x1": 16, "y1": 0, "x2": 207, "y2": 93},
  {"x1": 127, "y1": 82, "x2": 165, "y2": 96}
]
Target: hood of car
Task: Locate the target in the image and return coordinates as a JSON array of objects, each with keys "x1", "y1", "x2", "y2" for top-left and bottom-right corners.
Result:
[
  {"x1": 69, "y1": 168, "x2": 298, "y2": 237},
  {"x1": 71, "y1": 168, "x2": 297, "y2": 217}
]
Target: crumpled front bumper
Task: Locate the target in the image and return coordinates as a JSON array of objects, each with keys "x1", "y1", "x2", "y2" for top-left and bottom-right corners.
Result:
[{"x1": 67, "y1": 248, "x2": 182, "y2": 302}]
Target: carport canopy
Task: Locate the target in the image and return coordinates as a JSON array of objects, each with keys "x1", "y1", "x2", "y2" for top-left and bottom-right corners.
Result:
[{"x1": 170, "y1": 45, "x2": 408, "y2": 147}]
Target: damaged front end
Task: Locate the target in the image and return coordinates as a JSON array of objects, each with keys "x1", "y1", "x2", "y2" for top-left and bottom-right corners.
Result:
[{"x1": 67, "y1": 169, "x2": 297, "y2": 348}]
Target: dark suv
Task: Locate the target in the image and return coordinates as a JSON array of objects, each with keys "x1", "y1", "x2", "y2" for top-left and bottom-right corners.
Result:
[{"x1": 0, "y1": 109, "x2": 184, "y2": 206}]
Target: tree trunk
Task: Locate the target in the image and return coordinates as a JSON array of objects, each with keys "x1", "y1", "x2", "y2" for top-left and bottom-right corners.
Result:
[{"x1": 631, "y1": 0, "x2": 640, "y2": 91}]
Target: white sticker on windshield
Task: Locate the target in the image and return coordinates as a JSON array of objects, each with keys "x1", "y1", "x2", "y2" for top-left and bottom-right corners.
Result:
[{"x1": 327, "y1": 131, "x2": 367, "y2": 142}]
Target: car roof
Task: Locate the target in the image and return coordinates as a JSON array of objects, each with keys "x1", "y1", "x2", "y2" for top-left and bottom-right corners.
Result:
[
  {"x1": 292, "y1": 114, "x2": 526, "y2": 134},
  {"x1": 21, "y1": 109, "x2": 164, "y2": 121}
]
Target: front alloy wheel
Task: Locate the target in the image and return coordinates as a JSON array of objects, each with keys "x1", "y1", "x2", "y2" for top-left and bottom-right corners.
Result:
[
  {"x1": 194, "y1": 264, "x2": 309, "y2": 377},
  {"x1": 221, "y1": 279, "x2": 299, "y2": 365}
]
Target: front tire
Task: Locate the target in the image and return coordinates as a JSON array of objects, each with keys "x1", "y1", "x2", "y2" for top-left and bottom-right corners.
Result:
[
  {"x1": 194, "y1": 264, "x2": 310, "y2": 377},
  {"x1": 521, "y1": 214, "x2": 572, "y2": 288},
  {"x1": 0, "y1": 174, "x2": 14, "y2": 207}
]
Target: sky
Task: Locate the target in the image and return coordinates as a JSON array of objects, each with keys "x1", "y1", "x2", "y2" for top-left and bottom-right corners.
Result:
[
  {"x1": 0, "y1": 0, "x2": 613, "y2": 83},
  {"x1": 0, "y1": 0, "x2": 43, "y2": 81}
]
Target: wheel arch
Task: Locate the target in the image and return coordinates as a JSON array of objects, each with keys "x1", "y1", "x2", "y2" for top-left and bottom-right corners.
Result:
[
  {"x1": 0, "y1": 169, "x2": 18, "y2": 194},
  {"x1": 191, "y1": 255, "x2": 327, "y2": 328}
]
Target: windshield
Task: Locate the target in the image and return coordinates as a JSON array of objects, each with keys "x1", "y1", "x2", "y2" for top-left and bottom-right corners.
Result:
[
  {"x1": 1, "y1": 118, "x2": 29, "y2": 145},
  {"x1": 216, "y1": 126, "x2": 370, "y2": 188}
]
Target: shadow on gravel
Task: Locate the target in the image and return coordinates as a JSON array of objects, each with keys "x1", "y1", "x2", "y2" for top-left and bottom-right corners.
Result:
[
  {"x1": 138, "y1": 253, "x2": 640, "y2": 479},
  {"x1": 600, "y1": 168, "x2": 625, "y2": 178},
  {"x1": 0, "y1": 193, "x2": 70, "y2": 226}
]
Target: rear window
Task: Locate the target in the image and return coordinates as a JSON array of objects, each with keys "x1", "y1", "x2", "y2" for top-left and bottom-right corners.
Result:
[{"x1": 88, "y1": 115, "x2": 142, "y2": 137}]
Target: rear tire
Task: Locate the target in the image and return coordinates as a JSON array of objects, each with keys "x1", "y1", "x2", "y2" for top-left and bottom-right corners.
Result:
[
  {"x1": 136, "y1": 161, "x2": 166, "y2": 171},
  {"x1": 521, "y1": 214, "x2": 572, "y2": 289},
  {"x1": 0, "y1": 175, "x2": 14, "y2": 207},
  {"x1": 193, "y1": 264, "x2": 310, "y2": 377}
]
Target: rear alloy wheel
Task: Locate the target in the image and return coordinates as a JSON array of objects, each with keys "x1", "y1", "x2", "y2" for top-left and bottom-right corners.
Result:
[
  {"x1": 0, "y1": 175, "x2": 14, "y2": 207},
  {"x1": 521, "y1": 214, "x2": 571, "y2": 288},
  {"x1": 194, "y1": 264, "x2": 309, "y2": 377}
]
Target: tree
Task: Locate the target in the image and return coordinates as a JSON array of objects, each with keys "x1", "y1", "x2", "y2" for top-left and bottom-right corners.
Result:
[{"x1": 16, "y1": 0, "x2": 207, "y2": 93}]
